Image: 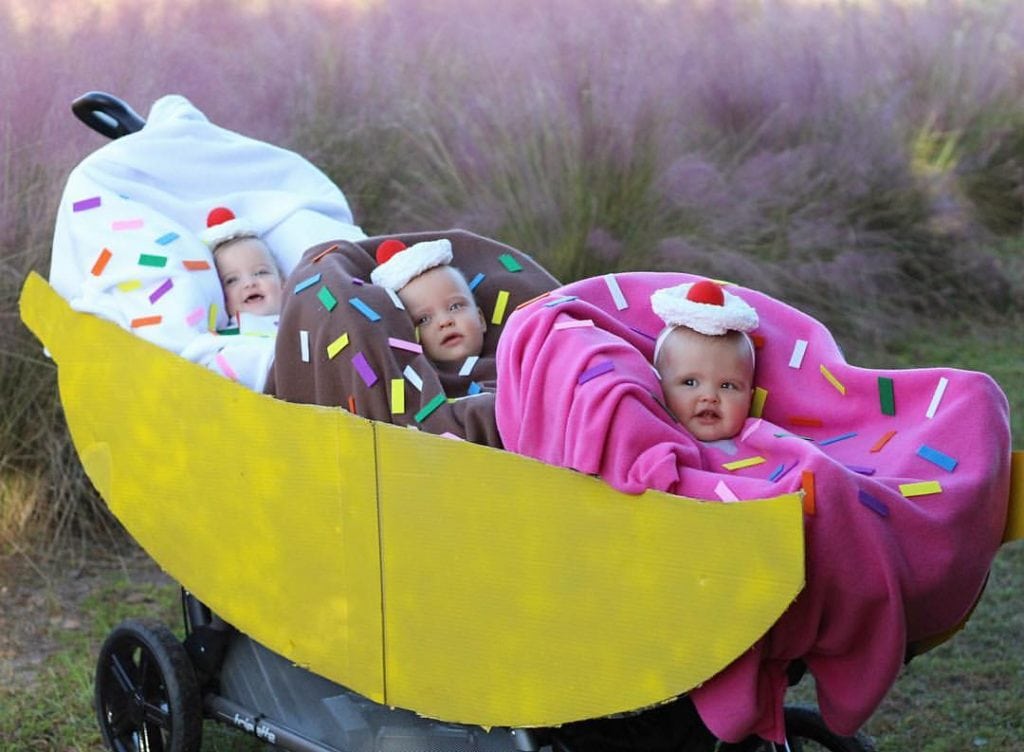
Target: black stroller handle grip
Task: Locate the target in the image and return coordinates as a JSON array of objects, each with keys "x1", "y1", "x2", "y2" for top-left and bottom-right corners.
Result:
[{"x1": 72, "y1": 91, "x2": 146, "y2": 140}]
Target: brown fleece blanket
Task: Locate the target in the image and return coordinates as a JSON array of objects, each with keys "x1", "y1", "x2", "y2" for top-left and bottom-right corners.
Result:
[{"x1": 265, "y1": 229, "x2": 560, "y2": 446}]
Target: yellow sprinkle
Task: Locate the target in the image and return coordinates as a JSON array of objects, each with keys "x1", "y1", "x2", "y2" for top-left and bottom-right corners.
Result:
[
  {"x1": 207, "y1": 303, "x2": 218, "y2": 332},
  {"x1": 491, "y1": 290, "x2": 510, "y2": 325},
  {"x1": 390, "y1": 378, "x2": 405, "y2": 414},
  {"x1": 899, "y1": 480, "x2": 943, "y2": 497},
  {"x1": 722, "y1": 456, "x2": 767, "y2": 471},
  {"x1": 326, "y1": 332, "x2": 350, "y2": 359},
  {"x1": 116, "y1": 279, "x2": 142, "y2": 292},
  {"x1": 819, "y1": 364, "x2": 846, "y2": 395},
  {"x1": 751, "y1": 386, "x2": 768, "y2": 418}
]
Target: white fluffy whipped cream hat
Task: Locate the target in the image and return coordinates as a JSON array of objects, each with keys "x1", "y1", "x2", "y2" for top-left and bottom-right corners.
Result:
[
  {"x1": 651, "y1": 279, "x2": 759, "y2": 361},
  {"x1": 370, "y1": 238, "x2": 453, "y2": 291},
  {"x1": 200, "y1": 206, "x2": 258, "y2": 249}
]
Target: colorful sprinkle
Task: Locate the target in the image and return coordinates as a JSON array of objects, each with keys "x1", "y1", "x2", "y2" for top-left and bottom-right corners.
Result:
[
  {"x1": 113, "y1": 218, "x2": 144, "y2": 231},
  {"x1": 819, "y1": 364, "x2": 846, "y2": 395},
  {"x1": 467, "y1": 381, "x2": 482, "y2": 395},
  {"x1": 390, "y1": 378, "x2": 406, "y2": 414},
  {"x1": 148, "y1": 278, "x2": 173, "y2": 304},
  {"x1": 629, "y1": 326, "x2": 657, "y2": 341},
  {"x1": 349, "y1": 297, "x2": 381, "y2": 321},
  {"x1": 185, "y1": 307, "x2": 205, "y2": 327},
  {"x1": 155, "y1": 232, "x2": 179, "y2": 246},
  {"x1": 388, "y1": 337, "x2": 422, "y2": 354},
  {"x1": 491, "y1": 290, "x2": 510, "y2": 325},
  {"x1": 90, "y1": 248, "x2": 112, "y2": 276},
  {"x1": 515, "y1": 291, "x2": 550, "y2": 311},
  {"x1": 312, "y1": 244, "x2": 339, "y2": 263},
  {"x1": 215, "y1": 353, "x2": 238, "y2": 381},
  {"x1": 385, "y1": 288, "x2": 405, "y2": 309},
  {"x1": 846, "y1": 464, "x2": 876, "y2": 475},
  {"x1": 788, "y1": 339, "x2": 808, "y2": 369},
  {"x1": 768, "y1": 463, "x2": 791, "y2": 482},
  {"x1": 130, "y1": 315, "x2": 162, "y2": 328},
  {"x1": 468, "y1": 272, "x2": 485, "y2": 292},
  {"x1": 317, "y1": 286, "x2": 338, "y2": 311},
  {"x1": 544, "y1": 295, "x2": 579, "y2": 308},
  {"x1": 878, "y1": 376, "x2": 896, "y2": 416},
  {"x1": 819, "y1": 431, "x2": 857, "y2": 447},
  {"x1": 208, "y1": 303, "x2": 218, "y2": 332},
  {"x1": 751, "y1": 387, "x2": 768, "y2": 418},
  {"x1": 578, "y1": 360, "x2": 615, "y2": 385},
  {"x1": 603, "y1": 274, "x2": 628, "y2": 310},
  {"x1": 925, "y1": 376, "x2": 949, "y2": 419},
  {"x1": 73, "y1": 196, "x2": 101, "y2": 212},
  {"x1": 916, "y1": 445, "x2": 958, "y2": 472},
  {"x1": 459, "y1": 355, "x2": 479, "y2": 377},
  {"x1": 498, "y1": 254, "x2": 523, "y2": 272},
  {"x1": 403, "y1": 365, "x2": 423, "y2": 391},
  {"x1": 554, "y1": 318, "x2": 595, "y2": 331},
  {"x1": 138, "y1": 253, "x2": 167, "y2": 268},
  {"x1": 117, "y1": 280, "x2": 142, "y2": 292},
  {"x1": 801, "y1": 470, "x2": 816, "y2": 515},
  {"x1": 326, "y1": 332, "x2": 350, "y2": 359},
  {"x1": 722, "y1": 456, "x2": 766, "y2": 471},
  {"x1": 183, "y1": 259, "x2": 210, "y2": 271},
  {"x1": 299, "y1": 330, "x2": 310, "y2": 362},
  {"x1": 900, "y1": 480, "x2": 942, "y2": 497},
  {"x1": 415, "y1": 392, "x2": 446, "y2": 423},
  {"x1": 870, "y1": 429, "x2": 897, "y2": 453},
  {"x1": 352, "y1": 352, "x2": 378, "y2": 387},
  {"x1": 858, "y1": 489, "x2": 889, "y2": 517},
  {"x1": 788, "y1": 416, "x2": 823, "y2": 428},
  {"x1": 293, "y1": 273, "x2": 321, "y2": 294},
  {"x1": 714, "y1": 480, "x2": 739, "y2": 502},
  {"x1": 741, "y1": 419, "x2": 762, "y2": 441}
]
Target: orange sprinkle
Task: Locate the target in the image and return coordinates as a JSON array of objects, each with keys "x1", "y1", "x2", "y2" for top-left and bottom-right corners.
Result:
[
  {"x1": 788, "y1": 416, "x2": 823, "y2": 428},
  {"x1": 514, "y1": 291, "x2": 551, "y2": 311},
  {"x1": 870, "y1": 429, "x2": 898, "y2": 453},
  {"x1": 750, "y1": 333, "x2": 765, "y2": 349},
  {"x1": 312, "y1": 244, "x2": 340, "y2": 263},
  {"x1": 347, "y1": 395, "x2": 356, "y2": 414},
  {"x1": 183, "y1": 259, "x2": 211, "y2": 271},
  {"x1": 90, "y1": 248, "x2": 112, "y2": 276},
  {"x1": 130, "y1": 315, "x2": 162, "y2": 328},
  {"x1": 801, "y1": 470, "x2": 816, "y2": 515}
]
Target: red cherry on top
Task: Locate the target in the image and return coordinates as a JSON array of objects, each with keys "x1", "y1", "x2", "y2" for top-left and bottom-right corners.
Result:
[{"x1": 686, "y1": 279, "x2": 725, "y2": 306}]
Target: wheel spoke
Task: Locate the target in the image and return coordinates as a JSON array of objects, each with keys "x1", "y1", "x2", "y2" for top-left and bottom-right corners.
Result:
[
  {"x1": 141, "y1": 699, "x2": 171, "y2": 729},
  {"x1": 108, "y1": 648, "x2": 141, "y2": 695},
  {"x1": 140, "y1": 719, "x2": 168, "y2": 752}
]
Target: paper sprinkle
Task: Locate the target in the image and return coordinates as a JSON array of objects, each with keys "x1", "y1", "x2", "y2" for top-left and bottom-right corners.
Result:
[
  {"x1": 498, "y1": 254, "x2": 523, "y2": 272},
  {"x1": 925, "y1": 376, "x2": 949, "y2": 419},
  {"x1": 751, "y1": 387, "x2": 767, "y2": 418},
  {"x1": 741, "y1": 419, "x2": 762, "y2": 441},
  {"x1": 459, "y1": 355, "x2": 479, "y2": 377},
  {"x1": 768, "y1": 463, "x2": 791, "y2": 482},
  {"x1": 113, "y1": 218, "x2": 144, "y2": 231},
  {"x1": 183, "y1": 260, "x2": 210, "y2": 271},
  {"x1": 878, "y1": 376, "x2": 895, "y2": 416},
  {"x1": 544, "y1": 295, "x2": 578, "y2": 308},
  {"x1": 347, "y1": 395, "x2": 356, "y2": 413},
  {"x1": 468, "y1": 272, "x2": 485, "y2": 291},
  {"x1": 185, "y1": 307, "x2": 205, "y2": 327},
  {"x1": 415, "y1": 392, "x2": 446, "y2": 423},
  {"x1": 603, "y1": 274, "x2": 628, "y2": 310},
  {"x1": 819, "y1": 431, "x2": 857, "y2": 447},
  {"x1": 349, "y1": 297, "x2": 381, "y2": 321},
  {"x1": 788, "y1": 339, "x2": 808, "y2": 369},
  {"x1": 293, "y1": 273, "x2": 321, "y2": 294},
  {"x1": 388, "y1": 337, "x2": 422, "y2": 354},
  {"x1": 467, "y1": 381, "x2": 482, "y2": 395},
  {"x1": 788, "y1": 416, "x2": 823, "y2": 428},
  {"x1": 130, "y1": 315, "x2": 162, "y2": 328},
  {"x1": 352, "y1": 352, "x2": 378, "y2": 387},
  {"x1": 215, "y1": 353, "x2": 238, "y2": 381},
  {"x1": 629, "y1": 326, "x2": 657, "y2": 341},
  {"x1": 208, "y1": 303, "x2": 218, "y2": 332},
  {"x1": 515, "y1": 292, "x2": 550, "y2": 311},
  {"x1": 117, "y1": 280, "x2": 142, "y2": 292},
  {"x1": 299, "y1": 330, "x2": 310, "y2": 362},
  {"x1": 846, "y1": 464, "x2": 876, "y2": 475},
  {"x1": 155, "y1": 232, "x2": 179, "y2": 246},
  {"x1": 491, "y1": 290, "x2": 510, "y2": 325},
  {"x1": 90, "y1": 248, "x2": 112, "y2": 276},
  {"x1": 900, "y1": 480, "x2": 943, "y2": 497},
  {"x1": 722, "y1": 456, "x2": 766, "y2": 471},
  {"x1": 578, "y1": 360, "x2": 615, "y2": 385},
  {"x1": 916, "y1": 445, "x2": 958, "y2": 472},
  {"x1": 73, "y1": 196, "x2": 101, "y2": 212},
  {"x1": 801, "y1": 470, "x2": 816, "y2": 515},
  {"x1": 138, "y1": 253, "x2": 167, "y2": 268},
  {"x1": 326, "y1": 332, "x2": 350, "y2": 359},
  {"x1": 870, "y1": 429, "x2": 897, "y2": 453},
  {"x1": 858, "y1": 490, "x2": 889, "y2": 517},
  {"x1": 714, "y1": 480, "x2": 739, "y2": 502},
  {"x1": 554, "y1": 318, "x2": 595, "y2": 331},
  {"x1": 819, "y1": 364, "x2": 846, "y2": 395},
  {"x1": 385, "y1": 288, "x2": 405, "y2": 309},
  {"x1": 390, "y1": 378, "x2": 406, "y2": 414},
  {"x1": 148, "y1": 278, "x2": 173, "y2": 304},
  {"x1": 403, "y1": 365, "x2": 423, "y2": 391},
  {"x1": 311, "y1": 244, "x2": 339, "y2": 263},
  {"x1": 317, "y1": 286, "x2": 338, "y2": 311}
]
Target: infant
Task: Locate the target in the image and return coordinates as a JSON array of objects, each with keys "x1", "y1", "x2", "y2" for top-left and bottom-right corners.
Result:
[
  {"x1": 650, "y1": 280, "x2": 759, "y2": 442},
  {"x1": 201, "y1": 206, "x2": 283, "y2": 322}
]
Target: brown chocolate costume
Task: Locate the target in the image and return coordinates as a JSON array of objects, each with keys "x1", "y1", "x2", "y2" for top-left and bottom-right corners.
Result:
[{"x1": 265, "y1": 230, "x2": 560, "y2": 446}]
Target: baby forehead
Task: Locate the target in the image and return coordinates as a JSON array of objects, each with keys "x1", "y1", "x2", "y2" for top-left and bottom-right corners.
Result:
[{"x1": 406, "y1": 265, "x2": 474, "y2": 297}]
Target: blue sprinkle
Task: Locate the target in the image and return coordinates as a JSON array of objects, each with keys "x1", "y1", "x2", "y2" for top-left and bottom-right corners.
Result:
[
  {"x1": 349, "y1": 297, "x2": 381, "y2": 322},
  {"x1": 916, "y1": 444, "x2": 958, "y2": 472},
  {"x1": 468, "y1": 272, "x2": 485, "y2": 291},
  {"x1": 293, "y1": 273, "x2": 322, "y2": 294},
  {"x1": 544, "y1": 295, "x2": 578, "y2": 308},
  {"x1": 768, "y1": 463, "x2": 788, "y2": 482},
  {"x1": 155, "y1": 232, "x2": 179, "y2": 246},
  {"x1": 858, "y1": 489, "x2": 890, "y2": 517},
  {"x1": 467, "y1": 381, "x2": 482, "y2": 395},
  {"x1": 819, "y1": 431, "x2": 857, "y2": 447}
]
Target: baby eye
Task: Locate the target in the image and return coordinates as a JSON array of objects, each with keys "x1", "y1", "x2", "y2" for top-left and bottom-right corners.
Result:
[
  {"x1": 450, "y1": 301, "x2": 466, "y2": 312},
  {"x1": 721, "y1": 381, "x2": 738, "y2": 390},
  {"x1": 682, "y1": 377, "x2": 697, "y2": 387},
  {"x1": 222, "y1": 275, "x2": 238, "y2": 286},
  {"x1": 415, "y1": 314, "x2": 431, "y2": 326}
]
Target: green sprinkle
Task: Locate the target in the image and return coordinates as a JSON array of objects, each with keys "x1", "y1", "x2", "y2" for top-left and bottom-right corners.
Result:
[
  {"x1": 415, "y1": 392, "x2": 446, "y2": 423},
  {"x1": 317, "y1": 286, "x2": 338, "y2": 311},
  {"x1": 498, "y1": 254, "x2": 523, "y2": 272},
  {"x1": 878, "y1": 376, "x2": 895, "y2": 416},
  {"x1": 138, "y1": 253, "x2": 168, "y2": 268}
]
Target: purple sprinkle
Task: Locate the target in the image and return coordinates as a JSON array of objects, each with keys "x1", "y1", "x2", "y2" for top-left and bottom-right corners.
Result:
[
  {"x1": 819, "y1": 431, "x2": 857, "y2": 446},
  {"x1": 352, "y1": 277, "x2": 365, "y2": 285},
  {"x1": 148, "y1": 278, "x2": 173, "y2": 304},
  {"x1": 858, "y1": 489, "x2": 890, "y2": 517},
  {"x1": 578, "y1": 360, "x2": 614, "y2": 385},
  {"x1": 629, "y1": 326, "x2": 657, "y2": 342},
  {"x1": 73, "y1": 196, "x2": 102, "y2": 212},
  {"x1": 846, "y1": 464, "x2": 877, "y2": 475},
  {"x1": 352, "y1": 352, "x2": 378, "y2": 387}
]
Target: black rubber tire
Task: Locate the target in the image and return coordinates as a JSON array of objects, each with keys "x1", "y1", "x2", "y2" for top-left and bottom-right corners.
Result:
[
  {"x1": 781, "y1": 705, "x2": 876, "y2": 752},
  {"x1": 550, "y1": 696, "x2": 718, "y2": 751},
  {"x1": 95, "y1": 619, "x2": 203, "y2": 752}
]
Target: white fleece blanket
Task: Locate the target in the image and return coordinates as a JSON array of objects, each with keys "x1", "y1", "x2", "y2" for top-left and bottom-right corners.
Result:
[{"x1": 49, "y1": 94, "x2": 366, "y2": 391}]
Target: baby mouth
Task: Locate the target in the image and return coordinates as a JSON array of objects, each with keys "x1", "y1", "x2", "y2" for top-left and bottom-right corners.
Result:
[
  {"x1": 441, "y1": 333, "x2": 463, "y2": 346},
  {"x1": 244, "y1": 293, "x2": 265, "y2": 304}
]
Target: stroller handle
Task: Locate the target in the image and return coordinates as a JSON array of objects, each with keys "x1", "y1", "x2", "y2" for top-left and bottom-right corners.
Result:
[{"x1": 72, "y1": 91, "x2": 146, "y2": 139}]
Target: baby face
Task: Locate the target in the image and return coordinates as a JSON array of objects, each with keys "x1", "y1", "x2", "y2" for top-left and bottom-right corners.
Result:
[
  {"x1": 656, "y1": 327, "x2": 755, "y2": 442},
  {"x1": 398, "y1": 265, "x2": 487, "y2": 364},
  {"x1": 214, "y1": 237, "x2": 283, "y2": 318}
]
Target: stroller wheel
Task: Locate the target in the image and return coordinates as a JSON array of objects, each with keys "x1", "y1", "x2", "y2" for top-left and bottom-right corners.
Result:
[
  {"x1": 723, "y1": 705, "x2": 877, "y2": 752},
  {"x1": 95, "y1": 619, "x2": 203, "y2": 752}
]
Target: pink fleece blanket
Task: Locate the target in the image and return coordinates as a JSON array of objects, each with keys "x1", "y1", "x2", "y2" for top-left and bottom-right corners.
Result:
[{"x1": 495, "y1": 272, "x2": 1011, "y2": 743}]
